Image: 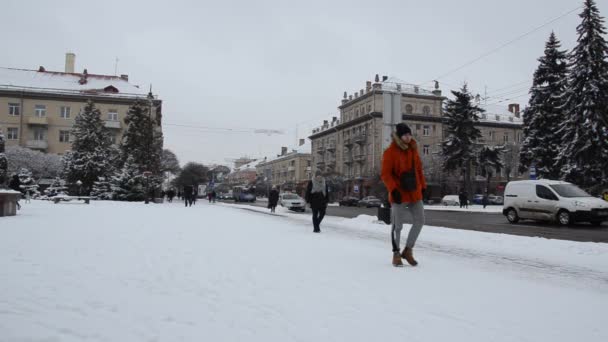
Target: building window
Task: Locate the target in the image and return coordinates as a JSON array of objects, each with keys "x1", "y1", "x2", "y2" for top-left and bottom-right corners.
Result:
[
  {"x1": 60, "y1": 106, "x2": 71, "y2": 119},
  {"x1": 8, "y1": 103, "x2": 20, "y2": 116},
  {"x1": 489, "y1": 131, "x2": 495, "y2": 141},
  {"x1": 423, "y1": 145, "x2": 430, "y2": 155},
  {"x1": 503, "y1": 132, "x2": 509, "y2": 143},
  {"x1": 59, "y1": 130, "x2": 70, "y2": 143},
  {"x1": 422, "y1": 106, "x2": 431, "y2": 115},
  {"x1": 108, "y1": 110, "x2": 118, "y2": 121},
  {"x1": 405, "y1": 104, "x2": 413, "y2": 114},
  {"x1": 33, "y1": 128, "x2": 46, "y2": 141},
  {"x1": 368, "y1": 104, "x2": 372, "y2": 113},
  {"x1": 423, "y1": 125, "x2": 430, "y2": 136},
  {"x1": 7, "y1": 127, "x2": 18, "y2": 140},
  {"x1": 35, "y1": 105, "x2": 46, "y2": 117}
]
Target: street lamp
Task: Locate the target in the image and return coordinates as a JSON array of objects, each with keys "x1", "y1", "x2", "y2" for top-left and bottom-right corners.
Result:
[
  {"x1": 143, "y1": 171, "x2": 152, "y2": 204},
  {"x1": 76, "y1": 180, "x2": 82, "y2": 197}
]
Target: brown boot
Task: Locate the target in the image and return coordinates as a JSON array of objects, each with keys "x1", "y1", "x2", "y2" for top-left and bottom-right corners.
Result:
[
  {"x1": 401, "y1": 247, "x2": 418, "y2": 266},
  {"x1": 392, "y1": 252, "x2": 404, "y2": 267}
]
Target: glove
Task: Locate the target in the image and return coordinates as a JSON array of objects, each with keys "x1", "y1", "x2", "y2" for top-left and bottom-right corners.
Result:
[{"x1": 391, "y1": 189, "x2": 402, "y2": 204}]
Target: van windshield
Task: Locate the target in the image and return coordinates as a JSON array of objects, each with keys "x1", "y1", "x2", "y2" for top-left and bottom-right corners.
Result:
[{"x1": 549, "y1": 184, "x2": 591, "y2": 198}]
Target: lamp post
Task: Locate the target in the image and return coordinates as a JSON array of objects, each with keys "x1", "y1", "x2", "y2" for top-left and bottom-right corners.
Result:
[
  {"x1": 143, "y1": 171, "x2": 152, "y2": 204},
  {"x1": 76, "y1": 180, "x2": 82, "y2": 197}
]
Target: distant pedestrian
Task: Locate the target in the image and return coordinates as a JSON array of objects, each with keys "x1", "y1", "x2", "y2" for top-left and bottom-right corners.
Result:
[
  {"x1": 167, "y1": 189, "x2": 175, "y2": 203},
  {"x1": 9, "y1": 174, "x2": 21, "y2": 210},
  {"x1": 458, "y1": 190, "x2": 465, "y2": 208},
  {"x1": 183, "y1": 185, "x2": 194, "y2": 207},
  {"x1": 211, "y1": 190, "x2": 217, "y2": 203},
  {"x1": 305, "y1": 171, "x2": 329, "y2": 233},
  {"x1": 482, "y1": 192, "x2": 489, "y2": 209},
  {"x1": 208, "y1": 192, "x2": 213, "y2": 203},
  {"x1": 381, "y1": 123, "x2": 426, "y2": 267},
  {"x1": 464, "y1": 191, "x2": 469, "y2": 209},
  {"x1": 268, "y1": 187, "x2": 279, "y2": 213}
]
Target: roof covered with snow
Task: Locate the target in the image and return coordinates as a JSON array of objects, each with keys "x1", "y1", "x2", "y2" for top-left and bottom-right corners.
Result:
[
  {"x1": 257, "y1": 140, "x2": 312, "y2": 166},
  {"x1": 380, "y1": 76, "x2": 436, "y2": 96},
  {"x1": 479, "y1": 104, "x2": 523, "y2": 125},
  {"x1": 0, "y1": 67, "x2": 151, "y2": 99}
]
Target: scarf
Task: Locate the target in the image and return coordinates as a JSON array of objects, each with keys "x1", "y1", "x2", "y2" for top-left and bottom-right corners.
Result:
[{"x1": 311, "y1": 177, "x2": 326, "y2": 196}]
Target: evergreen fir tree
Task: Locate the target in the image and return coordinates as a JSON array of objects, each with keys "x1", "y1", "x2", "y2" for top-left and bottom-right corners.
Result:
[
  {"x1": 441, "y1": 84, "x2": 483, "y2": 193},
  {"x1": 120, "y1": 99, "x2": 164, "y2": 198},
  {"x1": 519, "y1": 32, "x2": 569, "y2": 179},
  {"x1": 63, "y1": 100, "x2": 114, "y2": 193},
  {"x1": 555, "y1": 0, "x2": 608, "y2": 189},
  {"x1": 111, "y1": 156, "x2": 147, "y2": 201},
  {"x1": 478, "y1": 145, "x2": 505, "y2": 192}
]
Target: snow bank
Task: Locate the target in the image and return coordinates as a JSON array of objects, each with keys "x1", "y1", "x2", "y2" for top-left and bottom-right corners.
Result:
[{"x1": 1, "y1": 200, "x2": 607, "y2": 342}]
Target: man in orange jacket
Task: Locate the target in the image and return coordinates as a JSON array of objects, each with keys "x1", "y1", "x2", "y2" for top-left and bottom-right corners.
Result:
[{"x1": 381, "y1": 123, "x2": 426, "y2": 267}]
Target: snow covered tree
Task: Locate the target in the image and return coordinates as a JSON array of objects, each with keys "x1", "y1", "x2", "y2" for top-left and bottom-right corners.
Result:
[
  {"x1": 17, "y1": 168, "x2": 39, "y2": 195},
  {"x1": 555, "y1": 0, "x2": 608, "y2": 190},
  {"x1": 519, "y1": 32, "x2": 569, "y2": 179},
  {"x1": 161, "y1": 149, "x2": 181, "y2": 175},
  {"x1": 0, "y1": 128, "x2": 7, "y2": 187},
  {"x1": 478, "y1": 145, "x2": 505, "y2": 192},
  {"x1": 6, "y1": 146, "x2": 63, "y2": 180},
  {"x1": 111, "y1": 156, "x2": 147, "y2": 201},
  {"x1": 119, "y1": 100, "x2": 164, "y2": 199},
  {"x1": 63, "y1": 100, "x2": 114, "y2": 193},
  {"x1": 90, "y1": 177, "x2": 114, "y2": 200},
  {"x1": 441, "y1": 84, "x2": 483, "y2": 193}
]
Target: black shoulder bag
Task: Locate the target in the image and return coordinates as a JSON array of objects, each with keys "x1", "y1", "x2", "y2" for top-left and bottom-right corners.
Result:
[{"x1": 399, "y1": 152, "x2": 417, "y2": 191}]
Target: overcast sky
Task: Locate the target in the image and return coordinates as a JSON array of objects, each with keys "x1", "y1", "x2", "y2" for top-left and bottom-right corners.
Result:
[{"x1": 2, "y1": 0, "x2": 605, "y2": 167}]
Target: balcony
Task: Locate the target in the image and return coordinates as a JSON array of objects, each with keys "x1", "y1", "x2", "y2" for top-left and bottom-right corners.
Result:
[
  {"x1": 344, "y1": 138, "x2": 353, "y2": 147},
  {"x1": 316, "y1": 161, "x2": 325, "y2": 167},
  {"x1": 343, "y1": 155, "x2": 353, "y2": 164},
  {"x1": 305, "y1": 166, "x2": 312, "y2": 172},
  {"x1": 27, "y1": 116, "x2": 48, "y2": 125},
  {"x1": 354, "y1": 154, "x2": 366, "y2": 163},
  {"x1": 105, "y1": 120, "x2": 122, "y2": 129},
  {"x1": 288, "y1": 166, "x2": 295, "y2": 172},
  {"x1": 316, "y1": 146, "x2": 326, "y2": 154},
  {"x1": 326, "y1": 141, "x2": 337, "y2": 151},
  {"x1": 26, "y1": 140, "x2": 48, "y2": 150},
  {"x1": 353, "y1": 134, "x2": 367, "y2": 145}
]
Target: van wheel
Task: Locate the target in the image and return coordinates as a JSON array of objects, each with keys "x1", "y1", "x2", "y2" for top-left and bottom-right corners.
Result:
[
  {"x1": 557, "y1": 210, "x2": 571, "y2": 226},
  {"x1": 506, "y1": 208, "x2": 519, "y2": 223}
]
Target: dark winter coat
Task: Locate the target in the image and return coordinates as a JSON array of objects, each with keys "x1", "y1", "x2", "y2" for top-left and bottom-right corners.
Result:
[
  {"x1": 268, "y1": 189, "x2": 279, "y2": 208},
  {"x1": 183, "y1": 186, "x2": 193, "y2": 199},
  {"x1": 381, "y1": 134, "x2": 427, "y2": 204},
  {"x1": 305, "y1": 181, "x2": 329, "y2": 210},
  {"x1": 9, "y1": 176, "x2": 21, "y2": 192}
]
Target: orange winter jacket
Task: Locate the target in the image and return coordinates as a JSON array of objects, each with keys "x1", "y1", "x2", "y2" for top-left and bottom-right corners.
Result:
[{"x1": 381, "y1": 134, "x2": 427, "y2": 204}]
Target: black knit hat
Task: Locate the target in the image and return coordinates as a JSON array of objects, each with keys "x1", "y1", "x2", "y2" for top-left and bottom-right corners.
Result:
[{"x1": 395, "y1": 123, "x2": 412, "y2": 137}]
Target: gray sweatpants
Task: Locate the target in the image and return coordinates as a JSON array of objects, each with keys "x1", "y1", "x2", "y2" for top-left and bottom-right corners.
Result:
[{"x1": 391, "y1": 200, "x2": 425, "y2": 252}]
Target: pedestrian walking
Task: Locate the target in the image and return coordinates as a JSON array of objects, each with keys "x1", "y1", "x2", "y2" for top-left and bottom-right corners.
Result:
[
  {"x1": 305, "y1": 171, "x2": 329, "y2": 233},
  {"x1": 268, "y1": 186, "x2": 279, "y2": 213},
  {"x1": 381, "y1": 123, "x2": 426, "y2": 267},
  {"x1": 482, "y1": 191, "x2": 489, "y2": 209},
  {"x1": 8, "y1": 174, "x2": 21, "y2": 210},
  {"x1": 458, "y1": 190, "x2": 465, "y2": 208},
  {"x1": 464, "y1": 191, "x2": 469, "y2": 209},
  {"x1": 167, "y1": 189, "x2": 175, "y2": 203},
  {"x1": 211, "y1": 190, "x2": 217, "y2": 203},
  {"x1": 183, "y1": 185, "x2": 193, "y2": 207}
]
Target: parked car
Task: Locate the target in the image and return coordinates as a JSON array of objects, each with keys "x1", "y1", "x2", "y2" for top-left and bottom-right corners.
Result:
[
  {"x1": 488, "y1": 195, "x2": 503, "y2": 205},
  {"x1": 441, "y1": 195, "x2": 460, "y2": 206},
  {"x1": 472, "y1": 194, "x2": 484, "y2": 205},
  {"x1": 503, "y1": 179, "x2": 608, "y2": 226},
  {"x1": 280, "y1": 193, "x2": 306, "y2": 212},
  {"x1": 358, "y1": 196, "x2": 382, "y2": 208},
  {"x1": 339, "y1": 196, "x2": 360, "y2": 207}
]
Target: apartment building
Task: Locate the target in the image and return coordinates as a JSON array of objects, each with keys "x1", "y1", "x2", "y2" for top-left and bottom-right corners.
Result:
[
  {"x1": 0, "y1": 53, "x2": 162, "y2": 154},
  {"x1": 309, "y1": 75, "x2": 524, "y2": 197},
  {"x1": 256, "y1": 139, "x2": 312, "y2": 190}
]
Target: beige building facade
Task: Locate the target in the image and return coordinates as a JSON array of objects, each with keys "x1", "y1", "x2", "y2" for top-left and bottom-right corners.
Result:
[
  {"x1": 0, "y1": 54, "x2": 162, "y2": 155},
  {"x1": 256, "y1": 140, "x2": 312, "y2": 189},
  {"x1": 309, "y1": 75, "x2": 525, "y2": 197}
]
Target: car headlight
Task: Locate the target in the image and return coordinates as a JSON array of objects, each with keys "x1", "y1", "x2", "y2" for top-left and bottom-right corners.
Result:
[{"x1": 574, "y1": 201, "x2": 589, "y2": 208}]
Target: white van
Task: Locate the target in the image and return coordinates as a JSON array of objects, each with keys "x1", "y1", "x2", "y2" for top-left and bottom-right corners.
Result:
[{"x1": 503, "y1": 179, "x2": 608, "y2": 226}]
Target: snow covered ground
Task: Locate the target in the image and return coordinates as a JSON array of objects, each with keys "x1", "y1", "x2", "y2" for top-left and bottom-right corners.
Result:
[{"x1": 1, "y1": 200, "x2": 607, "y2": 341}]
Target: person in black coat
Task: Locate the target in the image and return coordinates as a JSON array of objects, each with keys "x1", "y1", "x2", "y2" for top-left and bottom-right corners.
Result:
[
  {"x1": 8, "y1": 174, "x2": 21, "y2": 210},
  {"x1": 305, "y1": 171, "x2": 329, "y2": 233},
  {"x1": 183, "y1": 185, "x2": 193, "y2": 207},
  {"x1": 268, "y1": 187, "x2": 279, "y2": 213}
]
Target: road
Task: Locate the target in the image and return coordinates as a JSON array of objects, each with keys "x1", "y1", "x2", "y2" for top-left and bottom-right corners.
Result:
[{"x1": 224, "y1": 200, "x2": 608, "y2": 243}]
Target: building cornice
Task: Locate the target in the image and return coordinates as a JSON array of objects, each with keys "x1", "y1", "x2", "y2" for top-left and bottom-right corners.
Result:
[
  {"x1": 0, "y1": 89, "x2": 161, "y2": 105},
  {"x1": 309, "y1": 112, "x2": 382, "y2": 139}
]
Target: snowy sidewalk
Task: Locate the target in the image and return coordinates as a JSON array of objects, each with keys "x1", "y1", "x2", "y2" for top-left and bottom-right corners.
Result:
[{"x1": 1, "y1": 200, "x2": 607, "y2": 342}]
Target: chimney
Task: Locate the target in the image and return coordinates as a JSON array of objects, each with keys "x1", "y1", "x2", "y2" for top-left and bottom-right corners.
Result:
[
  {"x1": 120, "y1": 74, "x2": 129, "y2": 81},
  {"x1": 299, "y1": 139, "x2": 305, "y2": 146},
  {"x1": 38, "y1": 66, "x2": 46, "y2": 72},
  {"x1": 382, "y1": 76, "x2": 388, "y2": 82},
  {"x1": 323, "y1": 120, "x2": 328, "y2": 126},
  {"x1": 508, "y1": 103, "x2": 521, "y2": 118},
  {"x1": 354, "y1": 91, "x2": 359, "y2": 98},
  {"x1": 332, "y1": 116, "x2": 337, "y2": 122},
  {"x1": 342, "y1": 91, "x2": 348, "y2": 105},
  {"x1": 366, "y1": 81, "x2": 372, "y2": 93},
  {"x1": 281, "y1": 147, "x2": 288, "y2": 156},
  {"x1": 65, "y1": 52, "x2": 75, "y2": 73},
  {"x1": 349, "y1": 95, "x2": 353, "y2": 100}
]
